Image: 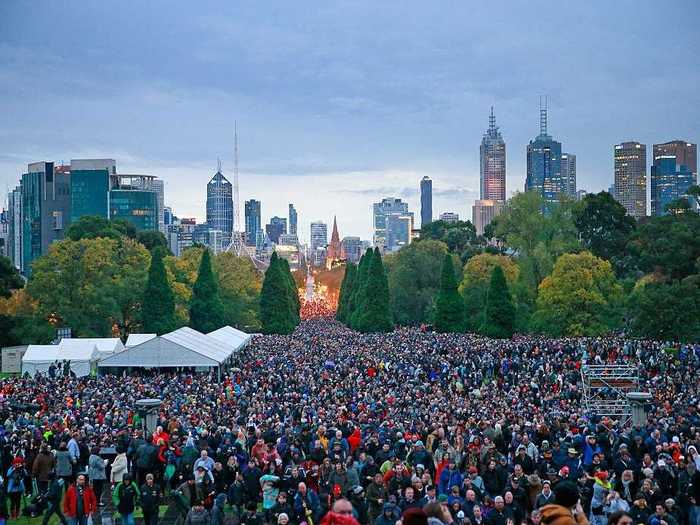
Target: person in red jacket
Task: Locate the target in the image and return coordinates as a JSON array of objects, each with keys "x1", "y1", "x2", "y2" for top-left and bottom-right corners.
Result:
[{"x1": 63, "y1": 474, "x2": 97, "y2": 525}]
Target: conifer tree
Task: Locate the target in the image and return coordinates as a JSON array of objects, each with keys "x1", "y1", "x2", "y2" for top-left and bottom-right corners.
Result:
[
  {"x1": 434, "y1": 253, "x2": 466, "y2": 333},
  {"x1": 189, "y1": 249, "x2": 226, "y2": 332},
  {"x1": 482, "y1": 265, "x2": 516, "y2": 338},
  {"x1": 349, "y1": 248, "x2": 373, "y2": 329},
  {"x1": 279, "y1": 257, "x2": 301, "y2": 324},
  {"x1": 142, "y1": 247, "x2": 177, "y2": 334},
  {"x1": 259, "y1": 252, "x2": 297, "y2": 334},
  {"x1": 355, "y1": 248, "x2": 392, "y2": 332},
  {"x1": 336, "y1": 263, "x2": 356, "y2": 323}
]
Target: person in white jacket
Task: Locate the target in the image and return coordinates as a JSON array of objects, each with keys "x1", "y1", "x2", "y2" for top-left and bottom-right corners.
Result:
[{"x1": 110, "y1": 449, "x2": 128, "y2": 485}]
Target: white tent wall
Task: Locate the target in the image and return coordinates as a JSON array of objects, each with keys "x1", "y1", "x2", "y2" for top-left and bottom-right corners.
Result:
[
  {"x1": 22, "y1": 344, "x2": 98, "y2": 377},
  {"x1": 98, "y1": 337, "x2": 221, "y2": 369}
]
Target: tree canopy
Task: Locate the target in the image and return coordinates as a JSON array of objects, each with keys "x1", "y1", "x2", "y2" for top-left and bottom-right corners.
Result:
[
  {"x1": 354, "y1": 248, "x2": 392, "y2": 333},
  {"x1": 259, "y1": 252, "x2": 299, "y2": 334},
  {"x1": 188, "y1": 249, "x2": 226, "y2": 333},
  {"x1": 142, "y1": 247, "x2": 177, "y2": 334},
  {"x1": 434, "y1": 253, "x2": 465, "y2": 332},
  {"x1": 482, "y1": 265, "x2": 515, "y2": 339},
  {"x1": 66, "y1": 215, "x2": 137, "y2": 241}
]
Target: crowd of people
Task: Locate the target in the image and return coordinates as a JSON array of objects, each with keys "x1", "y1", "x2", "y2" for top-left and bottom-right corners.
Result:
[{"x1": 0, "y1": 318, "x2": 698, "y2": 525}]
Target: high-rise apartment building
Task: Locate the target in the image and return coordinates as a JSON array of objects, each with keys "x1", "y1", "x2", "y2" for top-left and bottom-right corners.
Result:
[
  {"x1": 561, "y1": 153, "x2": 576, "y2": 197},
  {"x1": 109, "y1": 174, "x2": 160, "y2": 231},
  {"x1": 244, "y1": 199, "x2": 262, "y2": 247},
  {"x1": 265, "y1": 216, "x2": 287, "y2": 244},
  {"x1": 70, "y1": 158, "x2": 116, "y2": 221},
  {"x1": 420, "y1": 176, "x2": 432, "y2": 228},
  {"x1": 614, "y1": 142, "x2": 647, "y2": 218},
  {"x1": 152, "y1": 179, "x2": 165, "y2": 234},
  {"x1": 472, "y1": 199, "x2": 504, "y2": 236},
  {"x1": 373, "y1": 197, "x2": 411, "y2": 251},
  {"x1": 206, "y1": 166, "x2": 233, "y2": 248},
  {"x1": 651, "y1": 140, "x2": 697, "y2": 216},
  {"x1": 481, "y1": 107, "x2": 506, "y2": 201},
  {"x1": 7, "y1": 186, "x2": 22, "y2": 271},
  {"x1": 525, "y1": 101, "x2": 564, "y2": 204},
  {"x1": 341, "y1": 236, "x2": 362, "y2": 263},
  {"x1": 310, "y1": 221, "x2": 328, "y2": 265},
  {"x1": 288, "y1": 204, "x2": 298, "y2": 236},
  {"x1": 385, "y1": 212, "x2": 413, "y2": 252}
]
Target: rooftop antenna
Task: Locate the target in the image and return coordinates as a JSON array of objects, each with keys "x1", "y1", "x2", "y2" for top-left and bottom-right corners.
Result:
[
  {"x1": 539, "y1": 95, "x2": 548, "y2": 136},
  {"x1": 217, "y1": 157, "x2": 222, "y2": 173},
  {"x1": 489, "y1": 105, "x2": 496, "y2": 131}
]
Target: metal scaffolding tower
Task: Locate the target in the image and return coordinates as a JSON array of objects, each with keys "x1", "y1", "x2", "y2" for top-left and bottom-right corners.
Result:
[{"x1": 581, "y1": 363, "x2": 639, "y2": 424}]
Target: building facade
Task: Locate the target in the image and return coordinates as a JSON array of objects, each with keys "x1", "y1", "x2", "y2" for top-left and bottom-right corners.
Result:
[
  {"x1": 439, "y1": 212, "x2": 459, "y2": 223},
  {"x1": 70, "y1": 158, "x2": 116, "y2": 221},
  {"x1": 310, "y1": 221, "x2": 328, "y2": 253},
  {"x1": 614, "y1": 142, "x2": 647, "y2": 218},
  {"x1": 288, "y1": 204, "x2": 298, "y2": 236},
  {"x1": 244, "y1": 199, "x2": 262, "y2": 247},
  {"x1": 385, "y1": 212, "x2": 413, "y2": 252},
  {"x1": 525, "y1": 103, "x2": 563, "y2": 204},
  {"x1": 373, "y1": 197, "x2": 410, "y2": 251},
  {"x1": 265, "y1": 216, "x2": 287, "y2": 244},
  {"x1": 420, "y1": 176, "x2": 432, "y2": 228},
  {"x1": 651, "y1": 141, "x2": 697, "y2": 216},
  {"x1": 109, "y1": 175, "x2": 160, "y2": 231},
  {"x1": 480, "y1": 107, "x2": 506, "y2": 201},
  {"x1": 472, "y1": 199, "x2": 504, "y2": 236},
  {"x1": 561, "y1": 153, "x2": 576, "y2": 197},
  {"x1": 341, "y1": 236, "x2": 362, "y2": 263},
  {"x1": 206, "y1": 167, "x2": 233, "y2": 249}
]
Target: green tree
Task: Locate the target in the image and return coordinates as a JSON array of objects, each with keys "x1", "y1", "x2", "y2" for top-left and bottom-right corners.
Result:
[
  {"x1": 384, "y1": 240, "x2": 449, "y2": 325},
  {"x1": 66, "y1": 215, "x2": 137, "y2": 241},
  {"x1": 259, "y1": 252, "x2": 297, "y2": 334},
  {"x1": 434, "y1": 253, "x2": 465, "y2": 332},
  {"x1": 336, "y1": 263, "x2": 356, "y2": 323},
  {"x1": 628, "y1": 279, "x2": 700, "y2": 342},
  {"x1": 142, "y1": 247, "x2": 177, "y2": 334},
  {"x1": 348, "y1": 249, "x2": 373, "y2": 328},
  {"x1": 574, "y1": 192, "x2": 636, "y2": 266},
  {"x1": 482, "y1": 265, "x2": 515, "y2": 338},
  {"x1": 27, "y1": 237, "x2": 150, "y2": 337},
  {"x1": 354, "y1": 248, "x2": 392, "y2": 333},
  {"x1": 627, "y1": 212, "x2": 700, "y2": 280},
  {"x1": 419, "y1": 220, "x2": 479, "y2": 255},
  {"x1": 532, "y1": 251, "x2": 622, "y2": 336},
  {"x1": 137, "y1": 230, "x2": 171, "y2": 253},
  {"x1": 0, "y1": 289, "x2": 54, "y2": 345},
  {"x1": 279, "y1": 257, "x2": 301, "y2": 324},
  {"x1": 214, "y1": 252, "x2": 262, "y2": 331},
  {"x1": 189, "y1": 249, "x2": 226, "y2": 333},
  {"x1": 0, "y1": 256, "x2": 23, "y2": 298}
]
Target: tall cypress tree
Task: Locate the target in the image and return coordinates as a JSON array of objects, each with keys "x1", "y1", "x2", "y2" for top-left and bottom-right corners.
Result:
[
  {"x1": 355, "y1": 248, "x2": 392, "y2": 333},
  {"x1": 482, "y1": 265, "x2": 515, "y2": 338},
  {"x1": 434, "y1": 253, "x2": 466, "y2": 333},
  {"x1": 336, "y1": 263, "x2": 356, "y2": 323},
  {"x1": 349, "y1": 249, "x2": 373, "y2": 329},
  {"x1": 259, "y1": 252, "x2": 297, "y2": 334},
  {"x1": 142, "y1": 247, "x2": 177, "y2": 334},
  {"x1": 189, "y1": 249, "x2": 226, "y2": 332},
  {"x1": 280, "y1": 257, "x2": 301, "y2": 324}
]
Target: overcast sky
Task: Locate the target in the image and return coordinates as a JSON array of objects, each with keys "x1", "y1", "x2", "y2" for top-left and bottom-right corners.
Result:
[{"x1": 1, "y1": 1, "x2": 699, "y2": 242}]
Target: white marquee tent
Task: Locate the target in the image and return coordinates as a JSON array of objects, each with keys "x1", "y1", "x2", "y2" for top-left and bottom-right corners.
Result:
[
  {"x1": 125, "y1": 333, "x2": 156, "y2": 347},
  {"x1": 207, "y1": 326, "x2": 252, "y2": 352},
  {"x1": 59, "y1": 338, "x2": 125, "y2": 360},
  {"x1": 22, "y1": 342, "x2": 99, "y2": 377},
  {"x1": 98, "y1": 327, "x2": 236, "y2": 370}
]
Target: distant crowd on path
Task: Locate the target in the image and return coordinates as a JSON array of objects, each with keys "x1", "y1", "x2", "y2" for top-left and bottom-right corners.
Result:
[{"x1": 0, "y1": 319, "x2": 698, "y2": 525}]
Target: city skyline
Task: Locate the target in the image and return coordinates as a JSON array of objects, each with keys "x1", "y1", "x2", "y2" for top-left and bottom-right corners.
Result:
[{"x1": 1, "y1": 2, "x2": 699, "y2": 240}]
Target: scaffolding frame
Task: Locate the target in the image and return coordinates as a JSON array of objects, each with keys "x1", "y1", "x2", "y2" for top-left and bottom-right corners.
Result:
[{"x1": 581, "y1": 364, "x2": 639, "y2": 425}]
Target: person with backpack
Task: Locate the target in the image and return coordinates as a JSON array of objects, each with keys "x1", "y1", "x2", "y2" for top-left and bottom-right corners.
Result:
[
  {"x1": 42, "y1": 473, "x2": 68, "y2": 525},
  {"x1": 113, "y1": 473, "x2": 141, "y2": 525},
  {"x1": 6, "y1": 456, "x2": 26, "y2": 519}
]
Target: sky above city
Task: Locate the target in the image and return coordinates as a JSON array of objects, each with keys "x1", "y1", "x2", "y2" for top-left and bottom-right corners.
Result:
[{"x1": 1, "y1": 1, "x2": 699, "y2": 242}]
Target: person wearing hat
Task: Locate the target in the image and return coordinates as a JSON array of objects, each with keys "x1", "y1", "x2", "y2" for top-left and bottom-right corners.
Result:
[
  {"x1": 112, "y1": 472, "x2": 140, "y2": 525},
  {"x1": 408, "y1": 441, "x2": 434, "y2": 476},
  {"x1": 540, "y1": 481, "x2": 587, "y2": 525},
  {"x1": 536, "y1": 480, "x2": 555, "y2": 509},
  {"x1": 6, "y1": 456, "x2": 26, "y2": 519},
  {"x1": 376, "y1": 503, "x2": 400, "y2": 525}
]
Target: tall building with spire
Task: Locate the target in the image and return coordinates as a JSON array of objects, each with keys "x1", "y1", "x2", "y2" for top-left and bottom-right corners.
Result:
[
  {"x1": 480, "y1": 107, "x2": 506, "y2": 201},
  {"x1": 525, "y1": 98, "x2": 563, "y2": 204},
  {"x1": 206, "y1": 160, "x2": 233, "y2": 248},
  {"x1": 326, "y1": 216, "x2": 342, "y2": 268}
]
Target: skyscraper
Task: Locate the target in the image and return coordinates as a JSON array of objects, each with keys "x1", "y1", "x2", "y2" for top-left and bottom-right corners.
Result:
[
  {"x1": 265, "y1": 216, "x2": 287, "y2": 243},
  {"x1": 614, "y1": 142, "x2": 647, "y2": 218},
  {"x1": 206, "y1": 163, "x2": 233, "y2": 248},
  {"x1": 109, "y1": 174, "x2": 160, "y2": 231},
  {"x1": 525, "y1": 99, "x2": 563, "y2": 204},
  {"x1": 341, "y1": 236, "x2": 362, "y2": 263},
  {"x1": 651, "y1": 140, "x2": 697, "y2": 216},
  {"x1": 70, "y1": 158, "x2": 116, "y2": 221},
  {"x1": 326, "y1": 216, "x2": 342, "y2": 268},
  {"x1": 7, "y1": 186, "x2": 22, "y2": 271},
  {"x1": 288, "y1": 203, "x2": 297, "y2": 236},
  {"x1": 373, "y1": 197, "x2": 411, "y2": 252},
  {"x1": 480, "y1": 107, "x2": 506, "y2": 201},
  {"x1": 561, "y1": 153, "x2": 576, "y2": 197},
  {"x1": 420, "y1": 176, "x2": 432, "y2": 228},
  {"x1": 244, "y1": 199, "x2": 262, "y2": 247},
  {"x1": 472, "y1": 200, "x2": 504, "y2": 236},
  {"x1": 310, "y1": 221, "x2": 328, "y2": 266},
  {"x1": 152, "y1": 179, "x2": 165, "y2": 234}
]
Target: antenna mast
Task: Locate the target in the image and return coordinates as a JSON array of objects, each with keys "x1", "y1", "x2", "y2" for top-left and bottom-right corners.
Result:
[
  {"x1": 539, "y1": 95, "x2": 548, "y2": 136},
  {"x1": 234, "y1": 121, "x2": 241, "y2": 233}
]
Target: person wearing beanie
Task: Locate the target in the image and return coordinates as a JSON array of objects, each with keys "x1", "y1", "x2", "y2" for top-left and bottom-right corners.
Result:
[
  {"x1": 540, "y1": 481, "x2": 588, "y2": 525},
  {"x1": 402, "y1": 507, "x2": 429, "y2": 525}
]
